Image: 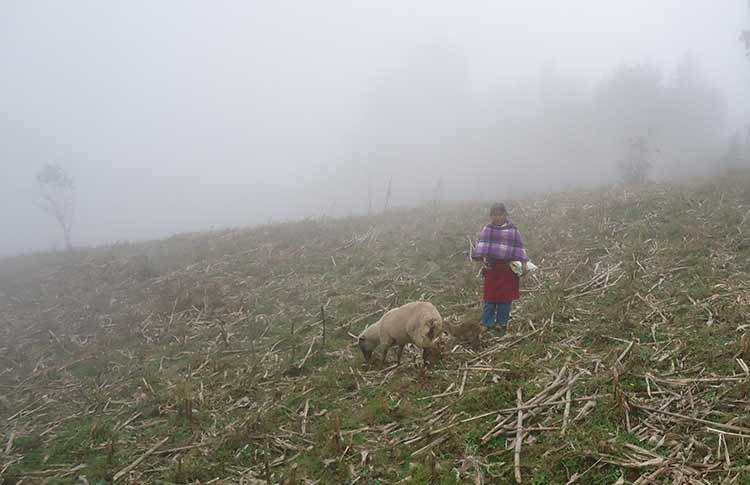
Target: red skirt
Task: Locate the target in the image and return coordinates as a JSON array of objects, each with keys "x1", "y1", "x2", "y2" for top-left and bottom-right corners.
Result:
[{"x1": 483, "y1": 261, "x2": 520, "y2": 302}]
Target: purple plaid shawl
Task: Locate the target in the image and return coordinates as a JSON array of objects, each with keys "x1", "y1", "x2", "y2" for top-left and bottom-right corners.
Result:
[{"x1": 471, "y1": 221, "x2": 529, "y2": 262}]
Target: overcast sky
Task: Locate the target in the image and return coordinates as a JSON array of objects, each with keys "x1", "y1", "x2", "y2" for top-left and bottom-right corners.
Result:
[{"x1": 1, "y1": 1, "x2": 749, "y2": 256}]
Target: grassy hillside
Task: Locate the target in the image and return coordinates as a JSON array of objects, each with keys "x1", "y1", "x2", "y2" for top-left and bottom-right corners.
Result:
[{"x1": 2, "y1": 173, "x2": 750, "y2": 484}]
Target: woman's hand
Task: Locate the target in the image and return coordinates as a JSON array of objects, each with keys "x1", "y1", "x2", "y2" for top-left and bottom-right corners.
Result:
[{"x1": 476, "y1": 258, "x2": 490, "y2": 277}]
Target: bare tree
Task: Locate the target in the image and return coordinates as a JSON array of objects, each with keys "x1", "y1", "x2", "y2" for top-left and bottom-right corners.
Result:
[
  {"x1": 618, "y1": 137, "x2": 652, "y2": 185},
  {"x1": 432, "y1": 176, "x2": 443, "y2": 211},
  {"x1": 35, "y1": 164, "x2": 75, "y2": 249},
  {"x1": 383, "y1": 176, "x2": 392, "y2": 212}
]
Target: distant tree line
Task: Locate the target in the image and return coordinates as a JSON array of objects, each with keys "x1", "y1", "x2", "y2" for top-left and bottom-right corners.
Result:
[{"x1": 340, "y1": 44, "x2": 743, "y2": 210}]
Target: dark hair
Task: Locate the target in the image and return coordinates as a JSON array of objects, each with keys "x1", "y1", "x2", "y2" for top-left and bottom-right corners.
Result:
[{"x1": 490, "y1": 203, "x2": 507, "y2": 216}]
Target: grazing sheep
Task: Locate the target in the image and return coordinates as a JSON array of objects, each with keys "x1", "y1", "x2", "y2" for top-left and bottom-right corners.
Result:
[
  {"x1": 358, "y1": 301, "x2": 443, "y2": 367},
  {"x1": 444, "y1": 320, "x2": 482, "y2": 348}
]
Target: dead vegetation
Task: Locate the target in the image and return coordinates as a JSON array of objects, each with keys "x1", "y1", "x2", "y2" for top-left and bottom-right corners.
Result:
[{"x1": 1, "y1": 173, "x2": 750, "y2": 484}]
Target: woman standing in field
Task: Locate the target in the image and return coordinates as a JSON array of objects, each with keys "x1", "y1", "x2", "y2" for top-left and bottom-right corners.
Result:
[{"x1": 471, "y1": 203, "x2": 529, "y2": 332}]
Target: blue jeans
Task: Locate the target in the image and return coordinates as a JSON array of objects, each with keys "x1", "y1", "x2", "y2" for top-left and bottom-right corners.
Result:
[{"x1": 482, "y1": 302, "x2": 512, "y2": 328}]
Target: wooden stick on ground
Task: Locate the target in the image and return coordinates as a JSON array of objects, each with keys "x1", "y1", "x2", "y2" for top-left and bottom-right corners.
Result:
[
  {"x1": 6, "y1": 396, "x2": 45, "y2": 422},
  {"x1": 616, "y1": 341, "x2": 635, "y2": 368},
  {"x1": 632, "y1": 402, "x2": 750, "y2": 434},
  {"x1": 482, "y1": 367, "x2": 566, "y2": 443},
  {"x1": 4, "y1": 428, "x2": 16, "y2": 454},
  {"x1": 113, "y1": 436, "x2": 169, "y2": 482},
  {"x1": 514, "y1": 388, "x2": 524, "y2": 484},
  {"x1": 114, "y1": 411, "x2": 142, "y2": 432},
  {"x1": 561, "y1": 386, "x2": 572, "y2": 437},
  {"x1": 410, "y1": 435, "x2": 448, "y2": 459},
  {"x1": 0, "y1": 458, "x2": 22, "y2": 477},
  {"x1": 458, "y1": 370, "x2": 468, "y2": 397},
  {"x1": 399, "y1": 395, "x2": 602, "y2": 447},
  {"x1": 153, "y1": 443, "x2": 205, "y2": 455},
  {"x1": 483, "y1": 371, "x2": 581, "y2": 443},
  {"x1": 321, "y1": 305, "x2": 326, "y2": 346},
  {"x1": 298, "y1": 336, "x2": 319, "y2": 369},
  {"x1": 264, "y1": 440, "x2": 272, "y2": 485},
  {"x1": 301, "y1": 399, "x2": 309, "y2": 435}
]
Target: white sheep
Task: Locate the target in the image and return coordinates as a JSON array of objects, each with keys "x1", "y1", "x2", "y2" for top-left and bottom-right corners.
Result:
[{"x1": 358, "y1": 301, "x2": 444, "y2": 367}]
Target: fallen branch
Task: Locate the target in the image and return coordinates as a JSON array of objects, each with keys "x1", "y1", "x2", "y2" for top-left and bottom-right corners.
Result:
[
  {"x1": 514, "y1": 388, "x2": 524, "y2": 483},
  {"x1": 298, "y1": 336, "x2": 319, "y2": 369},
  {"x1": 483, "y1": 370, "x2": 581, "y2": 443},
  {"x1": 561, "y1": 386, "x2": 572, "y2": 437},
  {"x1": 113, "y1": 437, "x2": 169, "y2": 482},
  {"x1": 301, "y1": 399, "x2": 309, "y2": 435},
  {"x1": 632, "y1": 402, "x2": 750, "y2": 435},
  {"x1": 409, "y1": 435, "x2": 448, "y2": 459},
  {"x1": 153, "y1": 443, "x2": 206, "y2": 455},
  {"x1": 4, "y1": 428, "x2": 15, "y2": 455},
  {"x1": 616, "y1": 341, "x2": 635, "y2": 367}
]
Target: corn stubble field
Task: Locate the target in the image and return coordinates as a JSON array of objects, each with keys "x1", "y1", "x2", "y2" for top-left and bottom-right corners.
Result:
[{"x1": 2, "y1": 173, "x2": 750, "y2": 484}]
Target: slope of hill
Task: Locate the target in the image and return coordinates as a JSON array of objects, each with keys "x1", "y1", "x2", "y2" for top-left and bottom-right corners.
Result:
[{"x1": 2, "y1": 173, "x2": 750, "y2": 484}]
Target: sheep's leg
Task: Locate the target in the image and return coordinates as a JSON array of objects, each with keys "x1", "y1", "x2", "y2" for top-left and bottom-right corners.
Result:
[
  {"x1": 419, "y1": 348, "x2": 430, "y2": 381},
  {"x1": 380, "y1": 344, "x2": 391, "y2": 368},
  {"x1": 396, "y1": 345, "x2": 405, "y2": 366}
]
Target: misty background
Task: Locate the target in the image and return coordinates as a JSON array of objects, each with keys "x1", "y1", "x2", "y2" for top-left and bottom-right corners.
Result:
[{"x1": 1, "y1": 1, "x2": 749, "y2": 257}]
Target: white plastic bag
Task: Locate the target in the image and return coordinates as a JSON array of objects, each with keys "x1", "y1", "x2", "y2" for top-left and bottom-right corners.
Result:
[{"x1": 510, "y1": 260, "x2": 538, "y2": 276}]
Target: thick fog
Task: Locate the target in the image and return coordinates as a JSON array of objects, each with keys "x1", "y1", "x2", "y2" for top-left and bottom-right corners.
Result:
[{"x1": 1, "y1": 1, "x2": 749, "y2": 256}]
